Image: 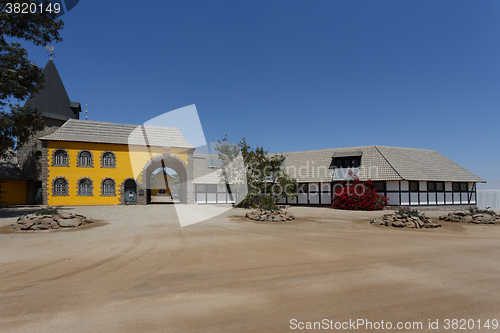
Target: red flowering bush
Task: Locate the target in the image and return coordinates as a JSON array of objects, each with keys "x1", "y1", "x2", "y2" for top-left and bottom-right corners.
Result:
[{"x1": 332, "y1": 179, "x2": 388, "y2": 211}]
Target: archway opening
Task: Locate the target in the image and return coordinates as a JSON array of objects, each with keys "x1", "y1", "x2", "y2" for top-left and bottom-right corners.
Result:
[{"x1": 144, "y1": 154, "x2": 188, "y2": 204}]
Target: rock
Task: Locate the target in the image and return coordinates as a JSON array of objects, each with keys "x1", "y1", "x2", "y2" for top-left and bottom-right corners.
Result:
[
  {"x1": 455, "y1": 212, "x2": 466, "y2": 216},
  {"x1": 428, "y1": 222, "x2": 440, "y2": 228},
  {"x1": 58, "y1": 213, "x2": 72, "y2": 219},
  {"x1": 273, "y1": 216, "x2": 282, "y2": 222},
  {"x1": 385, "y1": 219, "x2": 393, "y2": 227},
  {"x1": 451, "y1": 215, "x2": 461, "y2": 222},
  {"x1": 459, "y1": 215, "x2": 473, "y2": 223},
  {"x1": 392, "y1": 221, "x2": 405, "y2": 228},
  {"x1": 50, "y1": 222, "x2": 60, "y2": 229},
  {"x1": 414, "y1": 218, "x2": 424, "y2": 229},
  {"x1": 58, "y1": 217, "x2": 82, "y2": 227},
  {"x1": 404, "y1": 221, "x2": 416, "y2": 228},
  {"x1": 370, "y1": 219, "x2": 384, "y2": 225},
  {"x1": 41, "y1": 217, "x2": 53, "y2": 226},
  {"x1": 472, "y1": 214, "x2": 483, "y2": 219}
]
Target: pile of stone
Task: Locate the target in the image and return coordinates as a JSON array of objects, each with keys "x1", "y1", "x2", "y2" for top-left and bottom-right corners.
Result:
[
  {"x1": 439, "y1": 211, "x2": 498, "y2": 224},
  {"x1": 245, "y1": 209, "x2": 295, "y2": 222},
  {"x1": 370, "y1": 213, "x2": 441, "y2": 229},
  {"x1": 12, "y1": 212, "x2": 93, "y2": 231}
]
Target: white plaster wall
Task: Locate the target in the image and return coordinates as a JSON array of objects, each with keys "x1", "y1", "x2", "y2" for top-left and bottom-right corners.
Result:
[
  {"x1": 321, "y1": 193, "x2": 331, "y2": 204},
  {"x1": 400, "y1": 181, "x2": 409, "y2": 191},
  {"x1": 410, "y1": 193, "x2": 419, "y2": 205},
  {"x1": 419, "y1": 193, "x2": 427, "y2": 205},
  {"x1": 401, "y1": 193, "x2": 409, "y2": 205},
  {"x1": 419, "y1": 181, "x2": 427, "y2": 191},
  {"x1": 309, "y1": 193, "x2": 319, "y2": 204},
  {"x1": 446, "y1": 193, "x2": 453, "y2": 204},
  {"x1": 387, "y1": 192, "x2": 399, "y2": 205},
  {"x1": 386, "y1": 181, "x2": 399, "y2": 191},
  {"x1": 429, "y1": 193, "x2": 436, "y2": 205}
]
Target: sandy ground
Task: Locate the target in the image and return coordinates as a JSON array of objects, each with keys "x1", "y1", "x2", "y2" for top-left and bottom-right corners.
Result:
[{"x1": 0, "y1": 205, "x2": 499, "y2": 333}]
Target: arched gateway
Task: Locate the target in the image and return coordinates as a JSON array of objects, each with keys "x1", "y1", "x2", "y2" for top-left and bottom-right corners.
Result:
[{"x1": 136, "y1": 153, "x2": 194, "y2": 205}]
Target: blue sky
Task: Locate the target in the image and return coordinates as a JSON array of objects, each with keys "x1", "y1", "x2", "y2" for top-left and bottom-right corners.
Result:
[{"x1": 18, "y1": 0, "x2": 500, "y2": 188}]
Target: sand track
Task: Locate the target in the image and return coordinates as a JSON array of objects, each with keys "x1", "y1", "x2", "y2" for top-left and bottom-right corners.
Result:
[{"x1": 0, "y1": 206, "x2": 499, "y2": 332}]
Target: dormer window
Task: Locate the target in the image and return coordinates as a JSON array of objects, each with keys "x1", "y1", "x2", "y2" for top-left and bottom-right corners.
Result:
[
  {"x1": 329, "y1": 151, "x2": 363, "y2": 169},
  {"x1": 331, "y1": 156, "x2": 361, "y2": 168}
]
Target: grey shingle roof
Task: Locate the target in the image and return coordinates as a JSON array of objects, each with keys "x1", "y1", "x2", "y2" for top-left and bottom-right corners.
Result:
[
  {"x1": 40, "y1": 119, "x2": 195, "y2": 149},
  {"x1": 193, "y1": 154, "x2": 222, "y2": 184},
  {"x1": 0, "y1": 156, "x2": 31, "y2": 181},
  {"x1": 279, "y1": 145, "x2": 484, "y2": 183},
  {"x1": 376, "y1": 146, "x2": 484, "y2": 182}
]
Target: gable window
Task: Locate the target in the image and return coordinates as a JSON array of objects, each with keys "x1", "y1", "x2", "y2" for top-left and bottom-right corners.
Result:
[
  {"x1": 78, "y1": 178, "x2": 93, "y2": 196},
  {"x1": 409, "y1": 181, "x2": 419, "y2": 192},
  {"x1": 53, "y1": 149, "x2": 69, "y2": 166},
  {"x1": 53, "y1": 177, "x2": 68, "y2": 196},
  {"x1": 77, "y1": 150, "x2": 93, "y2": 167},
  {"x1": 101, "y1": 151, "x2": 116, "y2": 168},
  {"x1": 101, "y1": 178, "x2": 116, "y2": 196}
]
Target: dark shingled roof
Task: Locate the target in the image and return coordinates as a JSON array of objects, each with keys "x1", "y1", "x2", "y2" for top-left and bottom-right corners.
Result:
[{"x1": 23, "y1": 59, "x2": 80, "y2": 121}]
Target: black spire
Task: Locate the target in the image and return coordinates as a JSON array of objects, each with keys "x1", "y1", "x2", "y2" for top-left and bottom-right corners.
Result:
[{"x1": 23, "y1": 59, "x2": 81, "y2": 125}]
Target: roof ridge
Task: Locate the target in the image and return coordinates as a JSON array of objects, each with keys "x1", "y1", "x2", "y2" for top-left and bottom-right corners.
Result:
[{"x1": 374, "y1": 145, "x2": 404, "y2": 180}]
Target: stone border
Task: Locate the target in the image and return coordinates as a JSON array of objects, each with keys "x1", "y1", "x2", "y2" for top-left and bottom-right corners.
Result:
[
  {"x1": 100, "y1": 178, "x2": 116, "y2": 196},
  {"x1": 52, "y1": 177, "x2": 69, "y2": 196},
  {"x1": 51, "y1": 148, "x2": 70, "y2": 167},
  {"x1": 76, "y1": 150, "x2": 94, "y2": 168},
  {"x1": 76, "y1": 177, "x2": 93, "y2": 196},
  {"x1": 100, "y1": 151, "x2": 117, "y2": 168}
]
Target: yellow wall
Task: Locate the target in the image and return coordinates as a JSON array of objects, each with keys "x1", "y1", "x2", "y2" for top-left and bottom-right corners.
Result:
[
  {"x1": 0, "y1": 179, "x2": 27, "y2": 205},
  {"x1": 46, "y1": 141, "x2": 188, "y2": 206}
]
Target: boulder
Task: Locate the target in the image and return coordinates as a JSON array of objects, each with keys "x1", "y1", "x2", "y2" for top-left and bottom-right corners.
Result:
[
  {"x1": 404, "y1": 221, "x2": 416, "y2": 228},
  {"x1": 459, "y1": 215, "x2": 473, "y2": 223},
  {"x1": 58, "y1": 217, "x2": 82, "y2": 227},
  {"x1": 370, "y1": 219, "x2": 384, "y2": 226},
  {"x1": 392, "y1": 221, "x2": 405, "y2": 228}
]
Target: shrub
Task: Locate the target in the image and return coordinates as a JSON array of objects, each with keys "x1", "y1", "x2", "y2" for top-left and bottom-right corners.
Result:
[
  {"x1": 396, "y1": 207, "x2": 425, "y2": 219},
  {"x1": 36, "y1": 206, "x2": 59, "y2": 215},
  {"x1": 331, "y1": 179, "x2": 388, "y2": 211},
  {"x1": 468, "y1": 206, "x2": 498, "y2": 216}
]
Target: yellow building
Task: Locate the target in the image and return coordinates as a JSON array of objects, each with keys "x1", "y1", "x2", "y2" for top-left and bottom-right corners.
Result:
[
  {"x1": 0, "y1": 156, "x2": 30, "y2": 205},
  {"x1": 40, "y1": 119, "x2": 195, "y2": 205}
]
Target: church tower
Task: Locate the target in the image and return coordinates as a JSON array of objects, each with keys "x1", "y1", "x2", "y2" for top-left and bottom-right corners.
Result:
[{"x1": 17, "y1": 59, "x2": 81, "y2": 204}]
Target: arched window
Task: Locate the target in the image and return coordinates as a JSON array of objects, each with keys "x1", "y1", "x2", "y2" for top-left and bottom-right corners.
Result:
[
  {"x1": 78, "y1": 178, "x2": 93, "y2": 196},
  {"x1": 53, "y1": 177, "x2": 68, "y2": 196},
  {"x1": 53, "y1": 149, "x2": 69, "y2": 166},
  {"x1": 77, "y1": 150, "x2": 93, "y2": 167},
  {"x1": 101, "y1": 151, "x2": 116, "y2": 168},
  {"x1": 101, "y1": 178, "x2": 116, "y2": 196}
]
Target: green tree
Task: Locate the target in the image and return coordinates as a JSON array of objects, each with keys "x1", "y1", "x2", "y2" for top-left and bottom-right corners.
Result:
[
  {"x1": 0, "y1": 0, "x2": 64, "y2": 158},
  {"x1": 216, "y1": 137, "x2": 297, "y2": 209}
]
